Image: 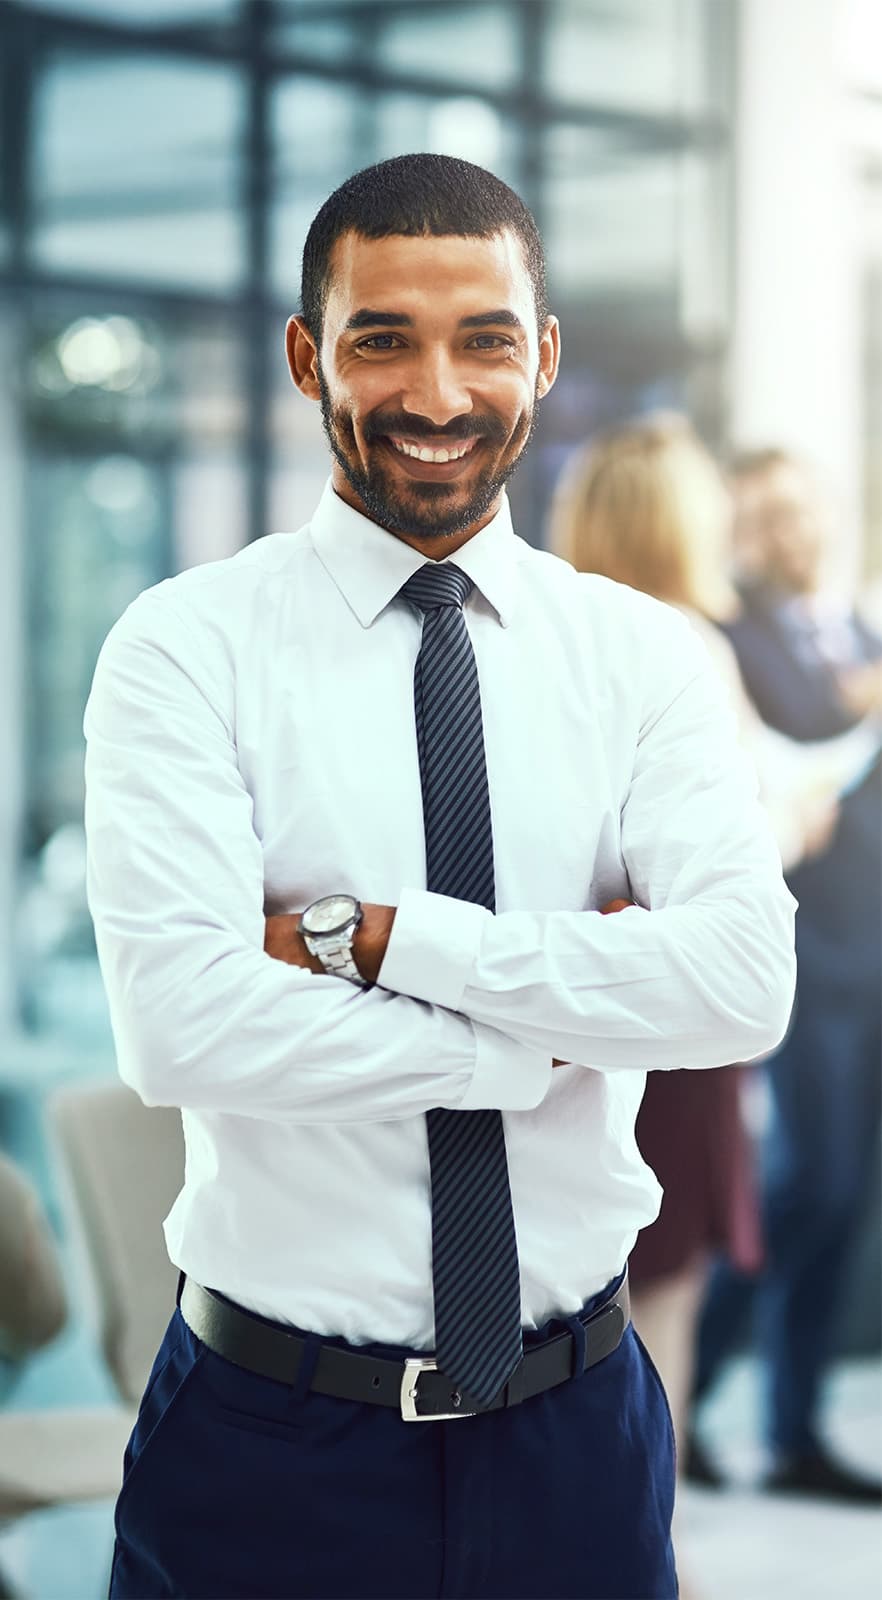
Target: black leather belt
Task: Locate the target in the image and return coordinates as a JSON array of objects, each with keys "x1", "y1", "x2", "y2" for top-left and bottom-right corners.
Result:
[{"x1": 179, "y1": 1274, "x2": 630, "y2": 1422}]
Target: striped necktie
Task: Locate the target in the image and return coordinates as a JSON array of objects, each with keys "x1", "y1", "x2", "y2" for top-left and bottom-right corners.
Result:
[{"x1": 399, "y1": 561, "x2": 523, "y2": 1408}]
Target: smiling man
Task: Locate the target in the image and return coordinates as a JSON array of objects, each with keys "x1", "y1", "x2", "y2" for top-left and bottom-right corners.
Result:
[
  {"x1": 85, "y1": 155, "x2": 796, "y2": 1600},
  {"x1": 295, "y1": 224, "x2": 553, "y2": 546}
]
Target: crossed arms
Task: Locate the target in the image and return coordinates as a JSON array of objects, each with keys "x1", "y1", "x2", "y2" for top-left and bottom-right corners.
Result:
[
  {"x1": 263, "y1": 898, "x2": 632, "y2": 1069},
  {"x1": 84, "y1": 589, "x2": 797, "y2": 1124}
]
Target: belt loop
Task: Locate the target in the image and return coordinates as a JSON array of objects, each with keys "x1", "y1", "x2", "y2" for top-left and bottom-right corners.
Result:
[
  {"x1": 564, "y1": 1314, "x2": 587, "y2": 1380},
  {"x1": 289, "y1": 1330, "x2": 323, "y2": 1407}
]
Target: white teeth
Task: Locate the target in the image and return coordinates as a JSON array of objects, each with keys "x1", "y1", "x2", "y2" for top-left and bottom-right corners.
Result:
[{"x1": 390, "y1": 437, "x2": 476, "y2": 463}]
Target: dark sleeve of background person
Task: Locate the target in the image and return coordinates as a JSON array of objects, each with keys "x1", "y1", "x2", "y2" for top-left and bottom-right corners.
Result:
[
  {"x1": 723, "y1": 593, "x2": 882, "y2": 744},
  {"x1": 723, "y1": 593, "x2": 882, "y2": 984}
]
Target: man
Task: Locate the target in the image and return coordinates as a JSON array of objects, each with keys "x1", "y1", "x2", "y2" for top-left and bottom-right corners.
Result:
[
  {"x1": 85, "y1": 155, "x2": 796, "y2": 1600},
  {"x1": 691, "y1": 449, "x2": 882, "y2": 1504}
]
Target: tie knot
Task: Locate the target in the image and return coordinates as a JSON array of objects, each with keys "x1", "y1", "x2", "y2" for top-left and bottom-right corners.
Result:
[{"x1": 400, "y1": 563, "x2": 472, "y2": 614}]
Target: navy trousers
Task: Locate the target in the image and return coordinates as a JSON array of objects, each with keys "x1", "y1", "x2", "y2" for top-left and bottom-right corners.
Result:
[
  {"x1": 110, "y1": 1285, "x2": 677, "y2": 1600},
  {"x1": 695, "y1": 982, "x2": 881, "y2": 1454}
]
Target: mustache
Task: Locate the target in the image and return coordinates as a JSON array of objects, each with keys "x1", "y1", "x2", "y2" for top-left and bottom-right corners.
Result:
[{"x1": 364, "y1": 412, "x2": 507, "y2": 445}]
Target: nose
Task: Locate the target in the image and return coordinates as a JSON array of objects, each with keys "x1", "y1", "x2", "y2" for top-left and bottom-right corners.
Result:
[{"x1": 399, "y1": 345, "x2": 472, "y2": 428}]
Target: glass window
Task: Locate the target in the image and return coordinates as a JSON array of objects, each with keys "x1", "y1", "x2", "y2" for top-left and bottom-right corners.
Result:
[
  {"x1": 543, "y1": 0, "x2": 713, "y2": 115},
  {"x1": 26, "y1": 305, "x2": 248, "y2": 454},
  {"x1": 271, "y1": 314, "x2": 333, "y2": 534},
  {"x1": 544, "y1": 138, "x2": 680, "y2": 298},
  {"x1": 22, "y1": 0, "x2": 238, "y2": 26},
  {"x1": 25, "y1": 450, "x2": 169, "y2": 850},
  {"x1": 167, "y1": 318, "x2": 247, "y2": 454},
  {"x1": 273, "y1": 8, "x2": 365, "y2": 69},
  {"x1": 544, "y1": 123, "x2": 728, "y2": 334},
  {"x1": 372, "y1": 94, "x2": 515, "y2": 178},
  {"x1": 0, "y1": 172, "x2": 8, "y2": 274},
  {"x1": 275, "y1": 1, "x2": 520, "y2": 90},
  {"x1": 23, "y1": 297, "x2": 249, "y2": 854},
  {"x1": 272, "y1": 77, "x2": 364, "y2": 305},
  {"x1": 173, "y1": 454, "x2": 247, "y2": 571},
  {"x1": 31, "y1": 52, "x2": 246, "y2": 291},
  {"x1": 375, "y1": 4, "x2": 520, "y2": 92},
  {"x1": 676, "y1": 148, "x2": 730, "y2": 343},
  {"x1": 28, "y1": 307, "x2": 171, "y2": 442}
]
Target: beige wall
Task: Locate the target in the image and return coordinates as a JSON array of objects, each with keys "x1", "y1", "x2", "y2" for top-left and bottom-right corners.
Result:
[{"x1": 732, "y1": 0, "x2": 863, "y2": 589}]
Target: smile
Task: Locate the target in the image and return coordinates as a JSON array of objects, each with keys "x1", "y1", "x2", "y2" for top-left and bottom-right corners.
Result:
[{"x1": 387, "y1": 435, "x2": 480, "y2": 464}]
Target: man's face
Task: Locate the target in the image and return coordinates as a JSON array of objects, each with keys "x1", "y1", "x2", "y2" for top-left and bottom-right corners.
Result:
[
  {"x1": 287, "y1": 228, "x2": 559, "y2": 552},
  {"x1": 734, "y1": 462, "x2": 827, "y2": 595}
]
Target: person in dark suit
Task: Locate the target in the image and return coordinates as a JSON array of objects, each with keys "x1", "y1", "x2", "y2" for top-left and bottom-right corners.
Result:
[{"x1": 690, "y1": 448, "x2": 882, "y2": 1504}]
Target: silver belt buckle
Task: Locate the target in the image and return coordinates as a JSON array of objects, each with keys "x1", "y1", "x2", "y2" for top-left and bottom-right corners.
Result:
[{"x1": 400, "y1": 1357, "x2": 476, "y2": 1421}]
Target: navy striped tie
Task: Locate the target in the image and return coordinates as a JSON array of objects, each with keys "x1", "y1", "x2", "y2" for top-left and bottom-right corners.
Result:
[{"x1": 400, "y1": 561, "x2": 523, "y2": 1408}]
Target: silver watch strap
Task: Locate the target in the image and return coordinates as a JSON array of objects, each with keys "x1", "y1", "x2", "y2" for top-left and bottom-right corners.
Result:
[{"x1": 310, "y1": 934, "x2": 367, "y2": 986}]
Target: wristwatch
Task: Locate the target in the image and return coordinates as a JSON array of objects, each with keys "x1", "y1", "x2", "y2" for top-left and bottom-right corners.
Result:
[{"x1": 299, "y1": 894, "x2": 367, "y2": 985}]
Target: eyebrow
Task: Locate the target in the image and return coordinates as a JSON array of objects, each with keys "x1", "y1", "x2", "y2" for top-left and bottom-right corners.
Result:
[
  {"x1": 459, "y1": 310, "x2": 525, "y2": 331},
  {"x1": 343, "y1": 308, "x2": 526, "y2": 332},
  {"x1": 344, "y1": 310, "x2": 412, "y2": 330}
]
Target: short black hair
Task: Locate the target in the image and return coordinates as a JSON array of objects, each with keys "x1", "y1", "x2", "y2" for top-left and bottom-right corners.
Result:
[{"x1": 300, "y1": 153, "x2": 548, "y2": 344}]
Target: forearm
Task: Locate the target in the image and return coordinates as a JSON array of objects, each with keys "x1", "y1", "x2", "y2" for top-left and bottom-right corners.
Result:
[
  {"x1": 93, "y1": 906, "x2": 550, "y2": 1122},
  {"x1": 263, "y1": 905, "x2": 397, "y2": 986},
  {"x1": 377, "y1": 884, "x2": 796, "y2": 1070}
]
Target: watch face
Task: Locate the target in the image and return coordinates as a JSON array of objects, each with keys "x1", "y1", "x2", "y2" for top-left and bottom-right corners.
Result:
[{"x1": 302, "y1": 894, "x2": 359, "y2": 936}]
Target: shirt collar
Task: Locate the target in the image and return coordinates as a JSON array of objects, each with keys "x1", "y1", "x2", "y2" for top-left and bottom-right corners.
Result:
[{"x1": 307, "y1": 478, "x2": 525, "y2": 629}]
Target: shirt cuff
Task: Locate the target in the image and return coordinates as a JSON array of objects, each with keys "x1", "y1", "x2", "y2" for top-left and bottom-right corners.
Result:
[
  {"x1": 378, "y1": 887, "x2": 551, "y2": 1112},
  {"x1": 458, "y1": 1021, "x2": 552, "y2": 1111},
  {"x1": 379, "y1": 887, "x2": 490, "y2": 1011}
]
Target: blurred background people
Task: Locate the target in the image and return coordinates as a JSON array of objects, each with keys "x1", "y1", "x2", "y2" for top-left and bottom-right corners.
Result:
[
  {"x1": 691, "y1": 448, "x2": 882, "y2": 1505},
  {"x1": 547, "y1": 414, "x2": 857, "y2": 1483}
]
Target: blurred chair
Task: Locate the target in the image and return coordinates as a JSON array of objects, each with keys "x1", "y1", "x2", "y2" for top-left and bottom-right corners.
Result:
[
  {"x1": 0, "y1": 1408, "x2": 134, "y2": 1521},
  {"x1": 48, "y1": 1080, "x2": 184, "y2": 1405},
  {"x1": 0, "y1": 1082, "x2": 183, "y2": 1525}
]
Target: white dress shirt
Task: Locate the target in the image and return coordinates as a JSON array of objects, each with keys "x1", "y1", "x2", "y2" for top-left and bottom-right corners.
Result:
[{"x1": 84, "y1": 480, "x2": 796, "y2": 1348}]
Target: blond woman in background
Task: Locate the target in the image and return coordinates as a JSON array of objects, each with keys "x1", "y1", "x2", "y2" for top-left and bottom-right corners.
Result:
[{"x1": 547, "y1": 415, "x2": 851, "y2": 1477}]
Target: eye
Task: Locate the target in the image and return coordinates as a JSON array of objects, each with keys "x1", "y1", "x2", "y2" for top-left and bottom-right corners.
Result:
[
  {"x1": 468, "y1": 334, "x2": 513, "y2": 351},
  {"x1": 357, "y1": 334, "x2": 403, "y2": 351}
]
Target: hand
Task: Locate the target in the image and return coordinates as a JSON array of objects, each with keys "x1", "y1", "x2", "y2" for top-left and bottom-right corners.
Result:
[
  {"x1": 353, "y1": 904, "x2": 396, "y2": 985},
  {"x1": 552, "y1": 896, "x2": 634, "y2": 1066},
  {"x1": 263, "y1": 903, "x2": 397, "y2": 986},
  {"x1": 263, "y1": 914, "x2": 324, "y2": 974}
]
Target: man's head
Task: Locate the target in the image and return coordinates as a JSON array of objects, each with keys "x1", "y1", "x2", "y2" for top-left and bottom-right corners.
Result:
[
  {"x1": 286, "y1": 154, "x2": 559, "y2": 553},
  {"x1": 729, "y1": 448, "x2": 827, "y2": 595}
]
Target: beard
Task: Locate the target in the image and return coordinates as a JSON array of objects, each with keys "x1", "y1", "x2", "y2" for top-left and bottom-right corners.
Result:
[{"x1": 318, "y1": 367, "x2": 538, "y2": 540}]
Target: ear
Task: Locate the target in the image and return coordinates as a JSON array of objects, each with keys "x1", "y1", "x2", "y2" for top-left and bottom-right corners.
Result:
[
  {"x1": 535, "y1": 315, "x2": 561, "y2": 401},
  {"x1": 286, "y1": 315, "x2": 321, "y2": 401}
]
